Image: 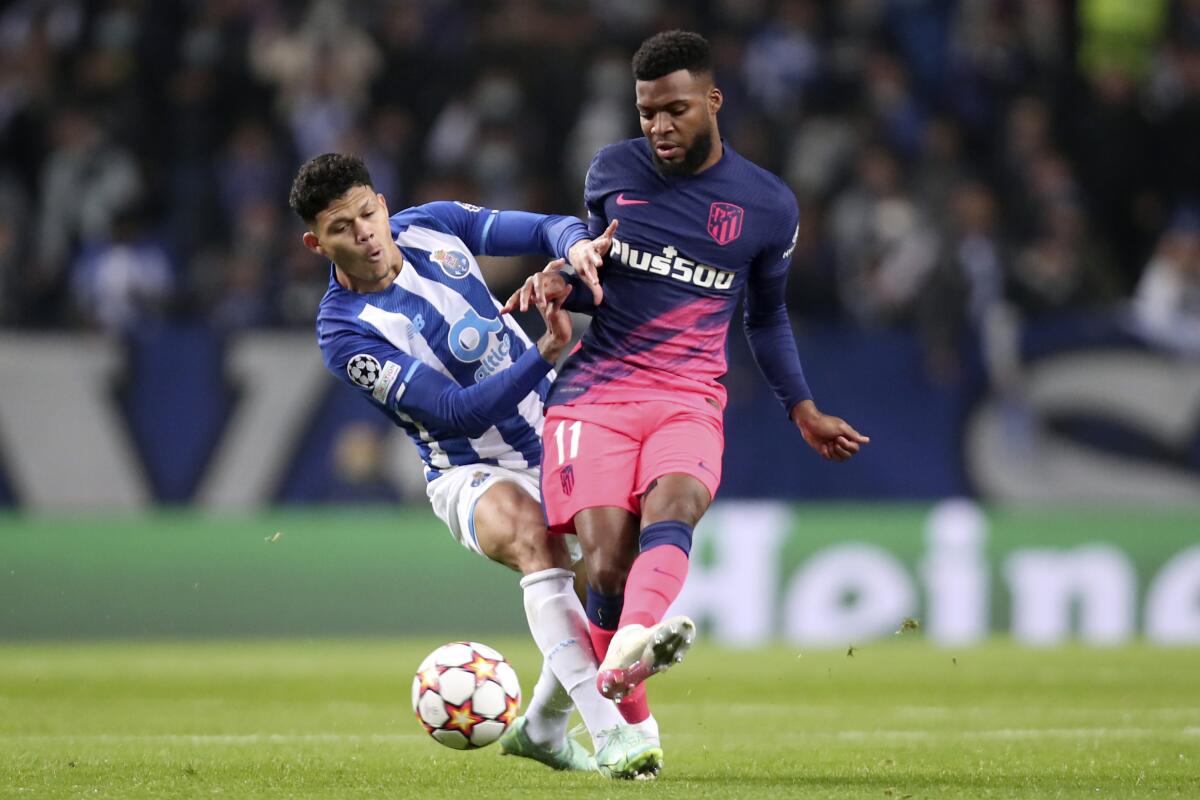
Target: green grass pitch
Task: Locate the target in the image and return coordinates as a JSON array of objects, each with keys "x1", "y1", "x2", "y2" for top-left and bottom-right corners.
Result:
[{"x1": 1, "y1": 638, "x2": 1197, "y2": 799}]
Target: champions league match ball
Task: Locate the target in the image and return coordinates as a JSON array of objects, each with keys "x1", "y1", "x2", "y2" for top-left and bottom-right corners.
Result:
[{"x1": 412, "y1": 641, "x2": 521, "y2": 750}]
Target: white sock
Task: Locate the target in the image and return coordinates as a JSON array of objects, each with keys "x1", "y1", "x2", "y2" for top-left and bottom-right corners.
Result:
[
  {"x1": 629, "y1": 713, "x2": 660, "y2": 745},
  {"x1": 521, "y1": 568, "x2": 625, "y2": 749},
  {"x1": 521, "y1": 658, "x2": 572, "y2": 748}
]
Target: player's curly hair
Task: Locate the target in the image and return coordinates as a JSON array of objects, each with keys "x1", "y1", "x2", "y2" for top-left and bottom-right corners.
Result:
[
  {"x1": 631, "y1": 30, "x2": 712, "y2": 82},
  {"x1": 289, "y1": 153, "x2": 374, "y2": 223}
]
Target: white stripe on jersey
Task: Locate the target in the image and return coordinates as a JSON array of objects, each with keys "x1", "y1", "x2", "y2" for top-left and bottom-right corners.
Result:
[
  {"x1": 391, "y1": 264, "x2": 518, "y2": 462},
  {"x1": 394, "y1": 224, "x2": 488, "y2": 282},
  {"x1": 358, "y1": 298, "x2": 454, "y2": 379},
  {"x1": 359, "y1": 246, "x2": 546, "y2": 472},
  {"x1": 397, "y1": 410, "x2": 451, "y2": 470},
  {"x1": 518, "y1": 390, "x2": 547, "y2": 439},
  {"x1": 486, "y1": 297, "x2": 550, "y2": 441},
  {"x1": 357, "y1": 302, "x2": 455, "y2": 470}
]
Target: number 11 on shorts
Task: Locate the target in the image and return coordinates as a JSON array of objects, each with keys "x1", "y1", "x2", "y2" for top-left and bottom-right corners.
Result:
[{"x1": 553, "y1": 420, "x2": 581, "y2": 465}]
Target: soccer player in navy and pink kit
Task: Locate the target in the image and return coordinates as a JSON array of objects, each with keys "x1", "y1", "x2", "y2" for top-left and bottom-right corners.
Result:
[{"x1": 506, "y1": 30, "x2": 869, "y2": 759}]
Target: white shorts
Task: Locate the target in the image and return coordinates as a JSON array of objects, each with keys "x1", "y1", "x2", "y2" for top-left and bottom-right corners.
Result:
[{"x1": 425, "y1": 464, "x2": 581, "y2": 563}]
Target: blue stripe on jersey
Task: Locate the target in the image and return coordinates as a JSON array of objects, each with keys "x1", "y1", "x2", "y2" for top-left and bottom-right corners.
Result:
[
  {"x1": 480, "y1": 212, "x2": 498, "y2": 250},
  {"x1": 440, "y1": 433, "x2": 489, "y2": 467},
  {"x1": 491, "y1": 415, "x2": 542, "y2": 464},
  {"x1": 364, "y1": 262, "x2": 544, "y2": 467},
  {"x1": 398, "y1": 257, "x2": 544, "y2": 462}
]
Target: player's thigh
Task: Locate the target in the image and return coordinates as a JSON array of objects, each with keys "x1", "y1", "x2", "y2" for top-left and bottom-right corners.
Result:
[
  {"x1": 540, "y1": 404, "x2": 642, "y2": 534},
  {"x1": 426, "y1": 465, "x2": 566, "y2": 573},
  {"x1": 635, "y1": 404, "x2": 723, "y2": 526},
  {"x1": 472, "y1": 479, "x2": 571, "y2": 574}
]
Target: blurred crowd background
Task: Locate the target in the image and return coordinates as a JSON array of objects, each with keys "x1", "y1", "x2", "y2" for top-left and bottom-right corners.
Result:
[{"x1": 1, "y1": 0, "x2": 1198, "y2": 383}]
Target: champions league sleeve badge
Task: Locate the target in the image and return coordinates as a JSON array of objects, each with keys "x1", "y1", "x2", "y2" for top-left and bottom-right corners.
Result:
[{"x1": 347, "y1": 353, "x2": 382, "y2": 389}]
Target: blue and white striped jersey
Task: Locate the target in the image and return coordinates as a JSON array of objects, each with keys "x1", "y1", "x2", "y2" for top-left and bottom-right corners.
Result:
[{"x1": 316, "y1": 200, "x2": 589, "y2": 482}]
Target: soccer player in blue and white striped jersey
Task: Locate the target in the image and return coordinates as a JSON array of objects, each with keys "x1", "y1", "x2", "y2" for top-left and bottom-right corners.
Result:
[{"x1": 288, "y1": 153, "x2": 660, "y2": 778}]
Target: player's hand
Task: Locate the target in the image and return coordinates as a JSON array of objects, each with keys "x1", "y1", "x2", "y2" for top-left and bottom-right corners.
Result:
[
  {"x1": 566, "y1": 219, "x2": 618, "y2": 306},
  {"x1": 790, "y1": 400, "x2": 870, "y2": 463},
  {"x1": 534, "y1": 285, "x2": 574, "y2": 364},
  {"x1": 501, "y1": 259, "x2": 572, "y2": 314}
]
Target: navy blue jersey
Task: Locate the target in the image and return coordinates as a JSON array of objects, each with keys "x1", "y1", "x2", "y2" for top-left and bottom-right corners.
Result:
[
  {"x1": 316, "y1": 201, "x2": 588, "y2": 481},
  {"x1": 548, "y1": 138, "x2": 811, "y2": 413}
]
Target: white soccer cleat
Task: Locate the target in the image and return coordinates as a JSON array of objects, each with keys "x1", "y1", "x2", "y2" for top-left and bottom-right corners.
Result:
[{"x1": 595, "y1": 615, "x2": 695, "y2": 701}]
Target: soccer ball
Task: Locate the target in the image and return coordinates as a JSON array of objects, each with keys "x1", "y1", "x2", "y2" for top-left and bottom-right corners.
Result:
[{"x1": 411, "y1": 641, "x2": 521, "y2": 750}]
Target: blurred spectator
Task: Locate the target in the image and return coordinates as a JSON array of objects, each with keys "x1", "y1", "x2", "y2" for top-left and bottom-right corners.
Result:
[
  {"x1": 1132, "y1": 206, "x2": 1200, "y2": 352},
  {"x1": 335, "y1": 105, "x2": 414, "y2": 205},
  {"x1": 0, "y1": 0, "x2": 1194, "y2": 378},
  {"x1": 207, "y1": 248, "x2": 272, "y2": 332},
  {"x1": 218, "y1": 120, "x2": 287, "y2": 227},
  {"x1": 861, "y1": 46, "x2": 927, "y2": 158},
  {"x1": 785, "y1": 199, "x2": 842, "y2": 323},
  {"x1": 36, "y1": 106, "x2": 142, "y2": 273},
  {"x1": 250, "y1": 0, "x2": 381, "y2": 158},
  {"x1": 564, "y1": 50, "x2": 637, "y2": 204},
  {"x1": 1009, "y1": 196, "x2": 1121, "y2": 318},
  {"x1": 276, "y1": 234, "x2": 327, "y2": 328},
  {"x1": 912, "y1": 116, "x2": 968, "y2": 222},
  {"x1": 832, "y1": 145, "x2": 940, "y2": 327},
  {"x1": 69, "y1": 204, "x2": 173, "y2": 331},
  {"x1": 919, "y1": 180, "x2": 1008, "y2": 381},
  {"x1": 742, "y1": 0, "x2": 823, "y2": 122}
]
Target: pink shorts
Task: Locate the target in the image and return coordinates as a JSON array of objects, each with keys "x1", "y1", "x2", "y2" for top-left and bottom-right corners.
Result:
[{"x1": 540, "y1": 400, "x2": 724, "y2": 534}]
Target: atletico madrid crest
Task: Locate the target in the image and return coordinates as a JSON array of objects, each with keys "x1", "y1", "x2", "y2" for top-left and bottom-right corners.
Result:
[
  {"x1": 560, "y1": 465, "x2": 575, "y2": 497},
  {"x1": 707, "y1": 202, "x2": 744, "y2": 245}
]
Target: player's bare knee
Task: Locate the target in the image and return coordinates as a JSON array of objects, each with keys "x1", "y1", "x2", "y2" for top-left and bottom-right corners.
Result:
[
  {"x1": 584, "y1": 554, "x2": 629, "y2": 595},
  {"x1": 511, "y1": 523, "x2": 568, "y2": 575},
  {"x1": 642, "y1": 474, "x2": 710, "y2": 527},
  {"x1": 505, "y1": 495, "x2": 567, "y2": 573}
]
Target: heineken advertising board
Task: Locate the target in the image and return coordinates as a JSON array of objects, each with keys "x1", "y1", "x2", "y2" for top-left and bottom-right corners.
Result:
[{"x1": 2, "y1": 502, "x2": 1196, "y2": 645}]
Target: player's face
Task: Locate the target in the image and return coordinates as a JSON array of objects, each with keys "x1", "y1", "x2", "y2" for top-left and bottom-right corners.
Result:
[
  {"x1": 635, "y1": 69, "x2": 723, "y2": 177},
  {"x1": 302, "y1": 185, "x2": 398, "y2": 289}
]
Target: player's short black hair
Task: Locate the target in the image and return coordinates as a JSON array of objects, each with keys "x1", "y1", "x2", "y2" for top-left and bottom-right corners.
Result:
[
  {"x1": 631, "y1": 30, "x2": 712, "y2": 82},
  {"x1": 288, "y1": 153, "x2": 374, "y2": 223}
]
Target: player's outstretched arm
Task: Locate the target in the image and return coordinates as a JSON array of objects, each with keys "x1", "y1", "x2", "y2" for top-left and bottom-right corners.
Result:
[
  {"x1": 790, "y1": 400, "x2": 870, "y2": 463},
  {"x1": 329, "y1": 298, "x2": 572, "y2": 438},
  {"x1": 501, "y1": 259, "x2": 571, "y2": 314},
  {"x1": 564, "y1": 219, "x2": 618, "y2": 305},
  {"x1": 501, "y1": 218, "x2": 619, "y2": 313},
  {"x1": 534, "y1": 291, "x2": 573, "y2": 363}
]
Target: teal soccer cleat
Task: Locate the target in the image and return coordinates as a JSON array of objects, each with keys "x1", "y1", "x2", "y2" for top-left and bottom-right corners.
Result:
[
  {"x1": 497, "y1": 716, "x2": 595, "y2": 772},
  {"x1": 593, "y1": 724, "x2": 663, "y2": 779}
]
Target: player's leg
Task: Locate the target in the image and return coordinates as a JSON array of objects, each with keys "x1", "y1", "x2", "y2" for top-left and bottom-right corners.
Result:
[
  {"x1": 539, "y1": 405, "x2": 664, "y2": 777},
  {"x1": 540, "y1": 402, "x2": 643, "y2": 676},
  {"x1": 595, "y1": 403, "x2": 723, "y2": 701},
  {"x1": 571, "y1": 506, "x2": 654, "y2": 725},
  {"x1": 471, "y1": 478, "x2": 636, "y2": 771},
  {"x1": 592, "y1": 474, "x2": 708, "y2": 702},
  {"x1": 426, "y1": 467, "x2": 592, "y2": 771},
  {"x1": 623, "y1": 472, "x2": 711, "y2": 630}
]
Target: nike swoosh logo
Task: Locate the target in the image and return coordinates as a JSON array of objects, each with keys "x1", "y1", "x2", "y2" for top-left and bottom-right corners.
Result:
[{"x1": 615, "y1": 194, "x2": 650, "y2": 206}]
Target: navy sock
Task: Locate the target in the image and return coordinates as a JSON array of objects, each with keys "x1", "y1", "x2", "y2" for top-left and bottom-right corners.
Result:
[{"x1": 585, "y1": 585, "x2": 624, "y2": 630}]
